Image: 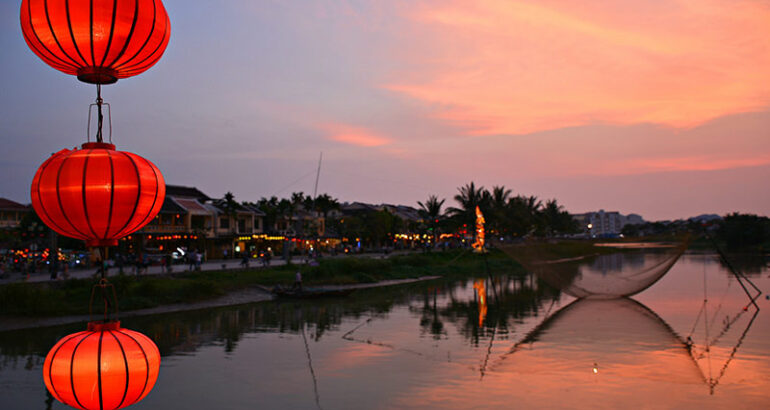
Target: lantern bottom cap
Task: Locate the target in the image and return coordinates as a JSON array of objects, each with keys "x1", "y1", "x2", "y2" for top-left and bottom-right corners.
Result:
[{"x1": 77, "y1": 67, "x2": 118, "y2": 85}]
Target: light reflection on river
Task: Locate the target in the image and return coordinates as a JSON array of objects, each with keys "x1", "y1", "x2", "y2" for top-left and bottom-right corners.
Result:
[{"x1": 0, "y1": 251, "x2": 768, "y2": 409}]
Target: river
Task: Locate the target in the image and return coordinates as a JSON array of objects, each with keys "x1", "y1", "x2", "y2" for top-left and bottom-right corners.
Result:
[{"x1": 1, "y1": 250, "x2": 768, "y2": 409}]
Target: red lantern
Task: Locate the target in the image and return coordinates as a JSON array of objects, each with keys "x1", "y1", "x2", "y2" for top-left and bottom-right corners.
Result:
[
  {"x1": 30, "y1": 142, "x2": 165, "y2": 247},
  {"x1": 20, "y1": 0, "x2": 171, "y2": 84},
  {"x1": 44, "y1": 321, "x2": 161, "y2": 410}
]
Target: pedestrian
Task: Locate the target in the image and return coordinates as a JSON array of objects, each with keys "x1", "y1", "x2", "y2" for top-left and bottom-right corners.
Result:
[
  {"x1": 116, "y1": 253, "x2": 124, "y2": 274},
  {"x1": 194, "y1": 249, "x2": 202, "y2": 271},
  {"x1": 293, "y1": 271, "x2": 303, "y2": 291},
  {"x1": 241, "y1": 253, "x2": 249, "y2": 269},
  {"x1": 49, "y1": 258, "x2": 58, "y2": 280},
  {"x1": 188, "y1": 250, "x2": 196, "y2": 271}
]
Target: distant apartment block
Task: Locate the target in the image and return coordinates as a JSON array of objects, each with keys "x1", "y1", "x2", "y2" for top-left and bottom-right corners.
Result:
[{"x1": 572, "y1": 210, "x2": 645, "y2": 237}]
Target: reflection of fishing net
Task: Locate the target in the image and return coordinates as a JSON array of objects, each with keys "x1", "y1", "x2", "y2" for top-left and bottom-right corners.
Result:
[
  {"x1": 497, "y1": 239, "x2": 688, "y2": 299},
  {"x1": 490, "y1": 298, "x2": 705, "y2": 386}
]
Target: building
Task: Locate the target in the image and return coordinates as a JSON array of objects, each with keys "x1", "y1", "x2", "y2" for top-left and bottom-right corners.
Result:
[
  {"x1": 135, "y1": 185, "x2": 266, "y2": 258},
  {"x1": 573, "y1": 210, "x2": 646, "y2": 237},
  {"x1": 0, "y1": 198, "x2": 30, "y2": 229}
]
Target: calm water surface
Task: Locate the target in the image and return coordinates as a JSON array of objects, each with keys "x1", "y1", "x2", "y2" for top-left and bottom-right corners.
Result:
[{"x1": 1, "y1": 251, "x2": 768, "y2": 409}]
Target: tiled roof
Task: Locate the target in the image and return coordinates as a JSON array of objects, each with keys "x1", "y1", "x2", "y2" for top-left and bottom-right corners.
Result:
[
  {"x1": 0, "y1": 198, "x2": 29, "y2": 211},
  {"x1": 175, "y1": 198, "x2": 211, "y2": 215},
  {"x1": 165, "y1": 185, "x2": 211, "y2": 201},
  {"x1": 159, "y1": 196, "x2": 187, "y2": 214}
]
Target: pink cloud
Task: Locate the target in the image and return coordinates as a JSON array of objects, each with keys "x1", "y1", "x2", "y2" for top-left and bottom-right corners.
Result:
[
  {"x1": 320, "y1": 123, "x2": 393, "y2": 147},
  {"x1": 385, "y1": 0, "x2": 770, "y2": 136},
  {"x1": 617, "y1": 155, "x2": 770, "y2": 174}
]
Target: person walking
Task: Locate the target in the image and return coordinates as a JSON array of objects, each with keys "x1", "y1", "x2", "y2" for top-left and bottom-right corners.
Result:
[
  {"x1": 194, "y1": 250, "x2": 202, "y2": 271},
  {"x1": 292, "y1": 271, "x2": 303, "y2": 291}
]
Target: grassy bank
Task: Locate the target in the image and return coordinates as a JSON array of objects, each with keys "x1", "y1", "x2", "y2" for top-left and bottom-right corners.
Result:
[{"x1": 0, "y1": 249, "x2": 523, "y2": 318}]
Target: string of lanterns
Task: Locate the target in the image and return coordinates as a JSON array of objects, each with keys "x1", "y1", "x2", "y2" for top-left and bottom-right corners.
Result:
[{"x1": 20, "y1": 1, "x2": 171, "y2": 408}]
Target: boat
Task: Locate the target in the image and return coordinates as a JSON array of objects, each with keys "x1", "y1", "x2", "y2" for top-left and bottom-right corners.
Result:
[{"x1": 264, "y1": 285, "x2": 356, "y2": 299}]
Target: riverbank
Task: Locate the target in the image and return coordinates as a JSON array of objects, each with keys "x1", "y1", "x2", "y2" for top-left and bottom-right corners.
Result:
[
  {"x1": 0, "y1": 249, "x2": 522, "y2": 319},
  {"x1": 0, "y1": 275, "x2": 441, "y2": 332}
]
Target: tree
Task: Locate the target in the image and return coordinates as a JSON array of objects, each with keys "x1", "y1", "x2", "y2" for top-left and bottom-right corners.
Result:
[
  {"x1": 418, "y1": 195, "x2": 446, "y2": 242},
  {"x1": 255, "y1": 196, "x2": 280, "y2": 233},
  {"x1": 313, "y1": 193, "x2": 340, "y2": 220},
  {"x1": 221, "y1": 192, "x2": 239, "y2": 234},
  {"x1": 489, "y1": 186, "x2": 512, "y2": 236},
  {"x1": 717, "y1": 213, "x2": 769, "y2": 250},
  {"x1": 448, "y1": 182, "x2": 489, "y2": 231},
  {"x1": 506, "y1": 195, "x2": 541, "y2": 237}
]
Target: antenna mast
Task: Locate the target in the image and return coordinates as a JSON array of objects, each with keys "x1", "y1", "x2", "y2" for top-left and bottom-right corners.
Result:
[{"x1": 313, "y1": 152, "x2": 323, "y2": 198}]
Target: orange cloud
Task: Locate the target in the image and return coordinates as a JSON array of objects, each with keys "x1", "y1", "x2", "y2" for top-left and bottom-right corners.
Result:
[
  {"x1": 320, "y1": 122, "x2": 393, "y2": 147},
  {"x1": 385, "y1": 0, "x2": 770, "y2": 135},
  {"x1": 621, "y1": 155, "x2": 770, "y2": 173}
]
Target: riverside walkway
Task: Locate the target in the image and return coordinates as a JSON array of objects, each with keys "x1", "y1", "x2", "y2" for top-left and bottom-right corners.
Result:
[{"x1": 0, "y1": 251, "x2": 415, "y2": 285}]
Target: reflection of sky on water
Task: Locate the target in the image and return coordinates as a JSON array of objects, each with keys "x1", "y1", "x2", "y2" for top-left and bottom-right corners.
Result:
[{"x1": 0, "y1": 252, "x2": 767, "y2": 409}]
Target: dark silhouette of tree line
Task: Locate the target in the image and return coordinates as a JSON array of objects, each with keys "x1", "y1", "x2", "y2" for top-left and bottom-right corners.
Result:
[
  {"x1": 230, "y1": 181, "x2": 579, "y2": 244},
  {"x1": 422, "y1": 181, "x2": 579, "y2": 240}
]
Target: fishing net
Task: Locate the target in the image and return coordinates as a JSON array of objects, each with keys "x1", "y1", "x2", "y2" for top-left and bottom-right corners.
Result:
[{"x1": 496, "y1": 239, "x2": 688, "y2": 299}]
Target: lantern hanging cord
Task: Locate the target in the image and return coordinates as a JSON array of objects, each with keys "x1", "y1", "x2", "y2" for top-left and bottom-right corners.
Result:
[{"x1": 96, "y1": 84, "x2": 104, "y2": 143}]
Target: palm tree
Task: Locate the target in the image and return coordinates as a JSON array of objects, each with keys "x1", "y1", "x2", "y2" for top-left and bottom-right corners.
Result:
[
  {"x1": 290, "y1": 192, "x2": 306, "y2": 235},
  {"x1": 314, "y1": 193, "x2": 340, "y2": 220},
  {"x1": 540, "y1": 199, "x2": 563, "y2": 237},
  {"x1": 489, "y1": 186, "x2": 512, "y2": 236},
  {"x1": 256, "y1": 196, "x2": 280, "y2": 233},
  {"x1": 222, "y1": 192, "x2": 239, "y2": 234},
  {"x1": 448, "y1": 182, "x2": 489, "y2": 232},
  {"x1": 506, "y1": 194, "x2": 541, "y2": 237},
  {"x1": 418, "y1": 195, "x2": 446, "y2": 242}
]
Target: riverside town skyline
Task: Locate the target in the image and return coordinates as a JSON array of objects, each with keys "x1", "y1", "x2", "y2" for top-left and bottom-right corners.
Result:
[{"x1": 1, "y1": 0, "x2": 768, "y2": 221}]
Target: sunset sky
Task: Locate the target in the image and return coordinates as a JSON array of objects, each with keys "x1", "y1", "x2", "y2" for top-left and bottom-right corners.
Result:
[{"x1": 1, "y1": 0, "x2": 768, "y2": 220}]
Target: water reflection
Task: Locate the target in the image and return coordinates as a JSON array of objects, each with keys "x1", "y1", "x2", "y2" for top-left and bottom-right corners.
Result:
[
  {"x1": 492, "y1": 298, "x2": 707, "y2": 388},
  {"x1": 0, "y1": 251, "x2": 767, "y2": 409}
]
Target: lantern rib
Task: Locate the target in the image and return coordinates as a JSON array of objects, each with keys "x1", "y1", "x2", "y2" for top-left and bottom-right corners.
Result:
[
  {"x1": 119, "y1": 20, "x2": 168, "y2": 75},
  {"x1": 81, "y1": 149, "x2": 102, "y2": 241},
  {"x1": 35, "y1": 156, "x2": 81, "y2": 239},
  {"x1": 111, "y1": 152, "x2": 142, "y2": 239},
  {"x1": 123, "y1": 154, "x2": 160, "y2": 236},
  {"x1": 89, "y1": 0, "x2": 95, "y2": 68},
  {"x1": 119, "y1": 330, "x2": 150, "y2": 404},
  {"x1": 112, "y1": 0, "x2": 156, "y2": 71},
  {"x1": 105, "y1": 0, "x2": 140, "y2": 69},
  {"x1": 65, "y1": 0, "x2": 90, "y2": 67},
  {"x1": 118, "y1": 10, "x2": 168, "y2": 74},
  {"x1": 69, "y1": 333, "x2": 91, "y2": 410},
  {"x1": 99, "y1": 0, "x2": 119, "y2": 68},
  {"x1": 46, "y1": 332, "x2": 85, "y2": 405},
  {"x1": 97, "y1": 330, "x2": 104, "y2": 410},
  {"x1": 55, "y1": 155, "x2": 91, "y2": 239},
  {"x1": 34, "y1": 0, "x2": 82, "y2": 70},
  {"x1": 109, "y1": 331, "x2": 131, "y2": 410},
  {"x1": 104, "y1": 150, "x2": 115, "y2": 240}
]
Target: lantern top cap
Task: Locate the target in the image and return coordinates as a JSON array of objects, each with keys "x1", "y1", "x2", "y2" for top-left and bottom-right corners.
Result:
[
  {"x1": 81, "y1": 142, "x2": 116, "y2": 150},
  {"x1": 87, "y1": 320, "x2": 121, "y2": 332}
]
